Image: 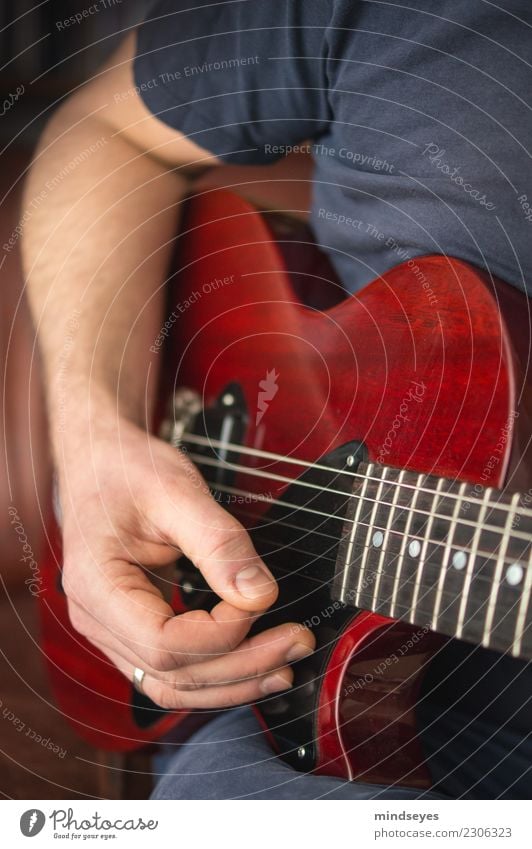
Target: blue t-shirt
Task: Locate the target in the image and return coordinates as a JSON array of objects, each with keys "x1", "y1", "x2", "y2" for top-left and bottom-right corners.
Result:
[{"x1": 134, "y1": 0, "x2": 532, "y2": 295}]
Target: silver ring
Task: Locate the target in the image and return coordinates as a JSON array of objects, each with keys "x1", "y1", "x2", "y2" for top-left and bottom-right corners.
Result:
[{"x1": 132, "y1": 666, "x2": 146, "y2": 694}]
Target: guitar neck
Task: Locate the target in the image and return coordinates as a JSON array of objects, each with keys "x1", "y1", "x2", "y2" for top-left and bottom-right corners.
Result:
[{"x1": 333, "y1": 462, "x2": 532, "y2": 660}]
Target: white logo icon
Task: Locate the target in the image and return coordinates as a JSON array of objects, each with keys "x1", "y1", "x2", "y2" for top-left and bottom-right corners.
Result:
[{"x1": 256, "y1": 369, "x2": 279, "y2": 426}]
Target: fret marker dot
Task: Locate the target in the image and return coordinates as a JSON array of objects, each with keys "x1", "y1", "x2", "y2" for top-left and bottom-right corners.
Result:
[
  {"x1": 452, "y1": 551, "x2": 467, "y2": 571},
  {"x1": 372, "y1": 531, "x2": 384, "y2": 548},
  {"x1": 408, "y1": 539, "x2": 421, "y2": 558},
  {"x1": 506, "y1": 563, "x2": 524, "y2": 586}
]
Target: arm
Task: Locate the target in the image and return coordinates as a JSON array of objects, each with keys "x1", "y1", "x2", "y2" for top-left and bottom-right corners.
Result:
[{"x1": 22, "y1": 33, "x2": 313, "y2": 708}]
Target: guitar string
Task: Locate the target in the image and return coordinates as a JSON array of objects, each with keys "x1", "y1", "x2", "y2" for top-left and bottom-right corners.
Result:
[
  {"x1": 174, "y1": 468, "x2": 530, "y2": 644},
  {"x1": 244, "y1": 497, "x2": 531, "y2": 649},
  {"x1": 181, "y1": 432, "x2": 532, "y2": 519},
  {"x1": 185, "y1": 517, "x2": 528, "y2": 644},
  {"x1": 231, "y1": 509, "x2": 530, "y2": 594},
  {"x1": 184, "y1": 436, "x2": 532, "y2": 528},
  {"x1": 220, "y1": 516, "x2": 531, "y2": 647},
  {"x1": 188, "y1": 477, "x2": 531, "y2": 591},
  {"x1": 179, "y1": 438, "x2": 531, "y2": 643},
  {"x1": 185, "y1": 449, "x2": 532, "y2": 551},
  {"x1": 179, "y1": 515, "x2": 526, "y2": 638},
  {"x1": 247, "y1": 528, "x2": 521, "y2": 598}
]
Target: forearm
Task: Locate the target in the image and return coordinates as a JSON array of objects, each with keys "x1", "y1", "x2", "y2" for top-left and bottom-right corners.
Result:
[{"x1": 22, "y1": 103, "x2": 188, "y2": 459}]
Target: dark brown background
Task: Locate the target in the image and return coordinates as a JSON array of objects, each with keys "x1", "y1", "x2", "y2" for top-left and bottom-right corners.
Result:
[{"x1": 0, "y1": 1, "x2": 312, "y2": 798}]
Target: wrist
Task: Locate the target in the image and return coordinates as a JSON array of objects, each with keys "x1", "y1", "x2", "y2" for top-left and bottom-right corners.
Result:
[{"x1": 48, "y1": 377, "x2": 146, "y2": 474}]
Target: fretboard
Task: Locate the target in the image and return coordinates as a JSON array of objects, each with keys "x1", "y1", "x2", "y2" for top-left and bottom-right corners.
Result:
[{"x1": 333, "y1": 462, "x2": 532, "y2": 660}]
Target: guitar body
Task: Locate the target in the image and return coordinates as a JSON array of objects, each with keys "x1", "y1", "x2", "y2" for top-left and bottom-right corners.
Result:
[{"x1": 39, "y1": 190, "x2": 531, "y2": 786}]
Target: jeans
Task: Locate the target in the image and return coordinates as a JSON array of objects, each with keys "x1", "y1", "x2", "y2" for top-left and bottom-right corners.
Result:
[
  {"x1": 151, "y1": 706, "x2": 445, "y2": 800},
  {"x1": 151, "y1": 642, "x2": 532, "y2": 800}
]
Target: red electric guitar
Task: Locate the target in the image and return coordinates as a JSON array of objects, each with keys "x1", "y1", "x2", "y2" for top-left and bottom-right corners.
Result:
[{"x1": 39, "y1": 189, "x2": 532, "y2": 788}]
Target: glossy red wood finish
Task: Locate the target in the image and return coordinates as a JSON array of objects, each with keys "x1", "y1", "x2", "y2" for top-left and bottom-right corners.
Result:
[
  {"x1": 39, "y1": 190, "x2": 530, "y2": 781},
  {"x1": 315, "y1": 611, "x2": 442, "y2": 787},
  {"x1": 175, "y1": 190, "x2": 515, "y2": 500}
]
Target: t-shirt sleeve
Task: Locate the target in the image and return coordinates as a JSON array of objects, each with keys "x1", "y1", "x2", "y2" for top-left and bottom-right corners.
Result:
[{"x1": 133, "y1": 0, "x2": 332, "y2": 164}]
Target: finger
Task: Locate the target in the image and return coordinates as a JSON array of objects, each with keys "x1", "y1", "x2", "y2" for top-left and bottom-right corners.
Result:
[
  {"x1": 71, "y1": 597, "x2": 314, "y2": 690},
  {"x1": 64, "y1": 558, "x2": 257, "y2": 672},
  {"x1": 92, "y1": 639, "x2": 294, "y2": 710},
  {"x1": 170, "y1": 623, "x2": 315, "y2": 690},
  {"x1": 155, "y1": 460, "x2": 278, "y2": 611}
]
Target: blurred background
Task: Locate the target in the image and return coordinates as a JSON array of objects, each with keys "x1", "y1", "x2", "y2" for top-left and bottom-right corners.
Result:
[
  {"x1": 0, "y1": 1, "x2": 311, "y2": 799},
  {"x1": 1, "y1": 0, "x2": 147, "y2": 576},
  {"x1": 0, "y1": 1, "x2": 145, "y2": 148},
  {"x1": 0, "y1": 1, "x2": 160, "y2": 800}
]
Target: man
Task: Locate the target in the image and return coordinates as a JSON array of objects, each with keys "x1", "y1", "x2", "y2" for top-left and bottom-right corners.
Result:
[{"x1": 23, "y1": 0, "x2": 532, "y2": 799}]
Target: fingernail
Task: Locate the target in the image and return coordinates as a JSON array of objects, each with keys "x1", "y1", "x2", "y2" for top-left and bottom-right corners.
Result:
[
  {"x1": 260, "y1": 673, "x2": 292, "y2": 695},
  {"x1": 286, "y1": 642, "x2": 314, "y2": 663},
  {"x1": 235, "y1": 563, "x2": 273, "y2": 599}
]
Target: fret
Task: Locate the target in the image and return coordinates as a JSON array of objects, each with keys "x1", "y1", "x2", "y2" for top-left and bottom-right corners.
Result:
[
  {"x1": 333, "y1": 462, "x2": 532, "y2": 660},
  {"x1": 370, "y1": 468, "x2": 406, "y2": 615},
  {"x1": 458, "y1": 529, "x2": 506, "y2": 647},
  {"x1": 359, "y1": 468, "x2": 415, "y2": 616},
  {"x1": 354, "y1": 466, "x2": 389, "y2": 607},
  {"x1": 431, "y1": 481, "x2": 467, "y2": 631},
  {"x1": 455, "y1": 487, "x2": 491, "y2": 639},
  {"x1": 359, "y1": 470, "x2": 399, "y2": 615},
  {"x1": 409, "y1": 477, "x2": 444, "y2": 624},
  {"x1": 513, "y1": 546, "x2": 532, "y2": 657},
  {"x1": 389, "y1": 473, "x2": 425, "y2": 619},
  {"x1": 482, "y1": 491, "x2": 519, "y2": 648},
  {"x1": 436, "y1": 486, "x2": 486, "y2": 638},
  {"x1": 409, "y1": 479, "x2": 458, "y2": 628},
  {"x1": 488, "y1": 519, "x2": 531, "y2": 655},
  {"x1": 337, "y1": 462, "x2": 374, "y2": 604}
]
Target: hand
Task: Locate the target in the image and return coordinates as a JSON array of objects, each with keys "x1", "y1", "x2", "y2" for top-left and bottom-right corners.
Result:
[{"x1": 56, "y1": 411, "x2": 315, "y2": 709}]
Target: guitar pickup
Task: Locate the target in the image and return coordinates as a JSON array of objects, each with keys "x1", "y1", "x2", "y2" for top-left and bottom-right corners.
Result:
[{"x1": 163, "y1": 383, "x2": 248, "y2": 494}]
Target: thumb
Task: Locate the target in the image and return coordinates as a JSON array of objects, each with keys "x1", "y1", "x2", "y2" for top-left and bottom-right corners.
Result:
[{"x1": 160, "y1": 475, "x2": 278, "y2": 612}]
